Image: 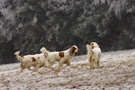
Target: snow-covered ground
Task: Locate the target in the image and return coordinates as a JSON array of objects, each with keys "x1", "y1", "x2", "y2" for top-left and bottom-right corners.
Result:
[{"x1": 0, "y1": 49, "x2": 135, "y2": 90}]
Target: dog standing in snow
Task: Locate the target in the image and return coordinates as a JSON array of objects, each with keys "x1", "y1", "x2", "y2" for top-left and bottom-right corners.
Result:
[
  {"x1": 14, "y1": 47, "x2": 48, "y2": 72},
  {"x1": 86, "y1": 42, "x2": 101, "y2": 69},
  {"x1": 46, "y1": 45, "x2": 79, "y2": 71}
]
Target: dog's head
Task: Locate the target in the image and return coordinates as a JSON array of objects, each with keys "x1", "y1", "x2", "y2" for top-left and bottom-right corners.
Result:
[
  {"x1": 69, "y1": 45, "x2": 79, "y2": 55},
  {"x1": 90, "y1": 42, "x2": 99, "y2": 49}
]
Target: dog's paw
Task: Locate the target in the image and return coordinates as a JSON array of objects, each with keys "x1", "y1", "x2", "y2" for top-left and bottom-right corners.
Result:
[
  {"x1": 33, "y1": 69, "x2": 38, "y2": 72},
  {"x1": 55, "y1": 68, "x2": 61, "y2": 72}
]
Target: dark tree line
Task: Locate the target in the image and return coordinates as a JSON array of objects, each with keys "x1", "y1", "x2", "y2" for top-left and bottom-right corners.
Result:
[{"x1": 0, "y1": 0, "x2": 135, "y2": 64}]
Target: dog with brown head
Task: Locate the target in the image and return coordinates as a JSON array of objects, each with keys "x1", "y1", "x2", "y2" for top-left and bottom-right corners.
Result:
[{"x1": 46, "y1": 45, "x2": 79, "y2": 71}]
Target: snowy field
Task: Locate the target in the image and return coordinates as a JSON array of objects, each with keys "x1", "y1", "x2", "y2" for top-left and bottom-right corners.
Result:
[{"x1": 0, "y1": 49, "x2": 135, "y2": 90}]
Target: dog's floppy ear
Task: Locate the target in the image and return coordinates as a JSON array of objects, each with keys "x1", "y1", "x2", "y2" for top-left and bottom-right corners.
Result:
[
  {"x1": 97, "y1": 44, "x2": 100, "y2": 47},
  {"x1": 70, "y1": 46, "x2": 76, "y2": 54},
  {"x1": 90, "y1": 42, "x2": 94, "y2": 47}
]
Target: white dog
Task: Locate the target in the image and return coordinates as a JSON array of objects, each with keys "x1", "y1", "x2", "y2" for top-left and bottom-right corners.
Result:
[
  {"x1": 86, "y1": 42, "x2": 101, "y2": 69},
  {"x1": 14, "y1": 47, "x2": 48, "y2": 72},
  {"x1": 46, "y1": 45, "x2": 79, "y2": 71}
]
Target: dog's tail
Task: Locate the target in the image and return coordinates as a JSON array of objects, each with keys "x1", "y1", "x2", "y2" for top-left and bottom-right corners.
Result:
[
  {"x1": 14, "y1": 51, "x2": 23, "y2": 61},
  {"x1": 40, "y1": 47, "x2": 49, "y2": 56},
  {"x1": 86, "y1": 44, "x2": 93, "y2": 57}
]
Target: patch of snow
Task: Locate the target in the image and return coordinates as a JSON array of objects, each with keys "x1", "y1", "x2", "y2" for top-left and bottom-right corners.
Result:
[{"x1": 0, "y1": 49, "x2": 135, "y2": 89}]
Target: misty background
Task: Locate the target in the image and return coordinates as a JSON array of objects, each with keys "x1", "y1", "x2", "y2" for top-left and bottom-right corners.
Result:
[{"x1": 0, "y1": 0, "x2": 135, "y2": 64}]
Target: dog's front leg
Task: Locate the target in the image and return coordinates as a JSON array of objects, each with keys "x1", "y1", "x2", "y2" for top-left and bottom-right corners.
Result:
[
  {"x1": 66, "y1": 60, "x2": 70, "y2": 66},
  {"x1": 64, "y1": 60, "x2": 71, "y2": 66},
  {"x1": 20, "y1": 64, "x2": 25, "y2": 72}
]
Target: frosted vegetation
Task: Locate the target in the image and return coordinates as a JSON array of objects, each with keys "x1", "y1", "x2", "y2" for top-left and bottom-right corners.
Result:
[{"x1": 0, "y1": 50, "x2": 135, "y2": 90}]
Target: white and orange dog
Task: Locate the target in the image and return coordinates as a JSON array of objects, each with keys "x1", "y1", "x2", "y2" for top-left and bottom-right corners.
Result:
[
  {"x1": 14, "y1": 47, "x2": 48, "y2": 72},
  {"x1": 86, "y1": 42, "x2": 101, "y2": 69},
  {"x1": 46, "y1": 45, "x2": 79, "y2": 71}
]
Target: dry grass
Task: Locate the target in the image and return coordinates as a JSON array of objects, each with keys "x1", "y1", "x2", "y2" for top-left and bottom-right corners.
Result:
[{"x1": 0, "y1": 49, "x2": 135, "y2": 90}]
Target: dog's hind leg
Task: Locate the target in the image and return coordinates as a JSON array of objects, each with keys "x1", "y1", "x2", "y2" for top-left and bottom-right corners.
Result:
[
  {"x1": 56, "y1": 59, "x2": 65, "y2": 72},
  {"x1": 20, "y1": 63, "x2": 25, "y2": 72},
  {"x1": 20, "y1": 67, "x2": 25, "y2": 72},
  {"x1": 92, "y1": 58, "x2": 96, "y2": 69},
  {"x1": 28, "y1": 66, "x2": 32, "y2": 71},
  {"x1": 89, "y1": 56, "x2": 93, "y2": 69},
  {"x1": 97, "y1": 59, "x2": 100, "y2": 67},
  {"x1": 33, "y1": 64, "x2": 40, "y2": 72}
]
